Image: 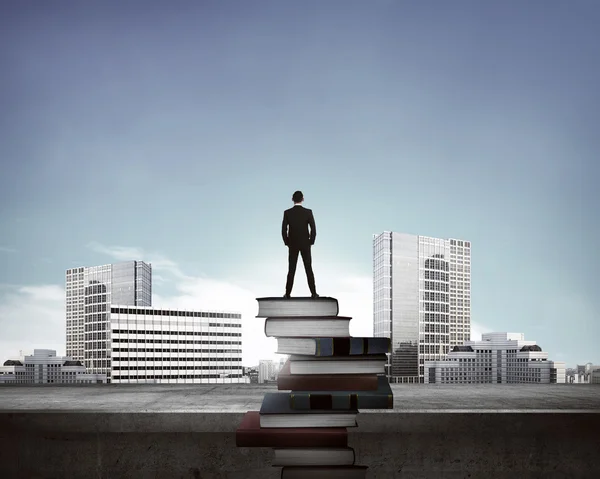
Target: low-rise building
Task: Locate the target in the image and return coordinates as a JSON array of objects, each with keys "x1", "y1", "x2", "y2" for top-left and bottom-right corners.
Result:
[
  {"x1": 109, "y1": 306, "x2": 248, "y2": 384},
  {"x1": 0, "y1": 349, "x2": 106, "y2": 384},
  {"x1": 424, "y1": 333, "x2": 565, "y2": 384}
]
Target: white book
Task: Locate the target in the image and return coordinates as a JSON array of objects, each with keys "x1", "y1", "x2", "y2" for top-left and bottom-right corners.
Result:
[
  {"x1": 288, "y1": 354, "x2": 387, "y2": 375},
  {"x1": 265, "y1": 318, "x2": 351, "y2": 338},
  {"x1": 256, "y1": 297, "x2": 339, "y2": 317}
]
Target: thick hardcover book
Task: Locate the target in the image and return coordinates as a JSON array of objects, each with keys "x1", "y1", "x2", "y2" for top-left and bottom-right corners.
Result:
[
  {"x1": 256, "y1": 297, "x2": 339, "y2": 318},
  {"x1": 277, "y1": 336, "x2": 391, "y2": 356},
  {"x1": 235, "y1": 411, "x2": 348, "y2": 448},
  {"x1": 259, "y1": 393, "x2": 358, "y2": 428},
  {"x1": 265, "y1": 317, "x2": 351, "y2": 338},
  {"x1": 290, "y1": 376, "x2": 393, "y2": 410},
  {"x1": 272, "y1": 447, "x2": 355, "y2": 467},
  {"x1": 277, "y1": 360, "x2": 379, "y2": 391},
  {"x1": 288, "y1": 354, "x2": 387, "y2": 375},
  {"x1": 281, "y1": 466, "x2": 368, "y2": 479}
]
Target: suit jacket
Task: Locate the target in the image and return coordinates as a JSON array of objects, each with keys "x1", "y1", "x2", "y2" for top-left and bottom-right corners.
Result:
[{"x1": 282, "y1": 205, "x2": 316, "y2": 248}]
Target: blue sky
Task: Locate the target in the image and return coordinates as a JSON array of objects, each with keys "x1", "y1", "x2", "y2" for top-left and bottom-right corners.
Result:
[{"x1": 1, "y1": 0, "x2": 598, "y2": 367}]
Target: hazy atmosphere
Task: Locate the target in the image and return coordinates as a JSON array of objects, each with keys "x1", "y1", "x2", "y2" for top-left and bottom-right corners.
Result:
[{"x1": 1, "y1": 0, "x2": 598, "y2": 367}]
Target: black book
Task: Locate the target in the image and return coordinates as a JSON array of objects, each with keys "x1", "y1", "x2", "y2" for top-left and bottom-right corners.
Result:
[
  {"x1": 259, "y1": 392, "x2": 358, "y2": 428},
  {"x1": 276, "y1": 336, "x2": 391, "y2": 356}
]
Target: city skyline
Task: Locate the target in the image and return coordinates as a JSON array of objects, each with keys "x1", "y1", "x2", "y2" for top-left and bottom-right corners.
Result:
[{"x1": 1, "y1": 1, "x2": 599, "y2": 367}]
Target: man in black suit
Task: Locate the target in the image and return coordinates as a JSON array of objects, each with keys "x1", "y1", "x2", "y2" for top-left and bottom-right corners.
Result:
[{"x1": 281, "y1": 191, "x2": 318, "y2": 298}]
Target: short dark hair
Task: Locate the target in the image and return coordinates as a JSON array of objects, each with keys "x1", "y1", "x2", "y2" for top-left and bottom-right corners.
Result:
[{"x1": 292, "y1": 191, "x2": 304, "y2": 203}]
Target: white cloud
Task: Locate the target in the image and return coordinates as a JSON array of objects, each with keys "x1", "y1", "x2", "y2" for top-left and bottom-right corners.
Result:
[
  {"x1": 0, "y1": 285, "x2": 65, "y2": 360},
  {"x1": 87, "y1": 241, "x2": 188, "y2": 279},
  {"x1": 0, "y1": 246, "x2": 17, "y2": 253},
  {"x1": 469, "y1": 321, "x2": 493, "y2": 341}
]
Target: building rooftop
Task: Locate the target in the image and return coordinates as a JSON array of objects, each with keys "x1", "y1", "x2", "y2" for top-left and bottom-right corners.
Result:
[
  {"x1": 0, "y1": 384, "x2": 598, "y2": 413},
  {"x1": 521, "y1": 345, "x2": 543, "y2": 352}
]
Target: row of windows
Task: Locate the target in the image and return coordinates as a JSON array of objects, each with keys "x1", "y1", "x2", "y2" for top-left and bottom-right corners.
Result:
[
  {"x1": 423, "y1": 324, "x2": 449, "y2": 333},
  {"x1": 113, "y1": 374, "x2": 244, "y2": 380},
  {"x1": 425, "y1": 281, "x2": 449, "y2": 292},
  {"x1": 424, "y1": 302, "x2": 449, "y2": 313},
  {"x1": 86, "y1": 304, "x2": 108, "y2": 314},
  {"x1": 112, "y1": 348, "x2": 242, "y2": 353},
  {"x1": 424, "y1": 313, "x2": 448, "y2": 322},
  {"x1": 112, "y1": 365, "x2": 242, "y2": 371},
  {"x1": 85, "y1": 295, "x2": 107, "y2": 304},
  {"x1": 112, "y1": 336, "x2": 241, "y2": 342},
  {"x1": 112, "y1": 357, "x2": 242, "y2": 362},
  {"x1": 423, "y1": 292, "x2": 449, "y2": 302},
  {"x1": 86, "y1": 321, "x2": 108, "y2": 332},
  {"x1": 111, "y1": 308, "x2": 241, "y2": 319},
  {"x1": 66, "y1": 268, "x2": 85, "y2": 274}
]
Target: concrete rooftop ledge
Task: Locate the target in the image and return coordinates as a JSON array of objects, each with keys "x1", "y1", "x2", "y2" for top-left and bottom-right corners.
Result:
[
  {"x1": 1, "y1": 384, "x2": 598, "y2": 434},
  {"x1": 1, "y1": 383, "x2": 599, "y2": 413},
  {"x1": 1, "y1": 385, "x2": 599, "y2": 478}
]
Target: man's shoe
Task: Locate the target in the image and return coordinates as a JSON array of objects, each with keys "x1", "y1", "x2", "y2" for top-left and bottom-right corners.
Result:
[
  {"x1": 283, "y1": 294, "x2": 291, "y2": 299},
  {"x1": 311, "y1": 293, "x2": 319, "y2": 298}
]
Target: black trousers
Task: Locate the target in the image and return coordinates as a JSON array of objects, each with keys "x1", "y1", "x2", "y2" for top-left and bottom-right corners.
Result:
[{"x1": 285, "y1": 245, "x2": 317, "y2": 295}]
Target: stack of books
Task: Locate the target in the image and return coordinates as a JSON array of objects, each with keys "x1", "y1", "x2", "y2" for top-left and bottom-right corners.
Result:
[{"x1": 236, "y1": 297, "x2": 393, "y2": 478}]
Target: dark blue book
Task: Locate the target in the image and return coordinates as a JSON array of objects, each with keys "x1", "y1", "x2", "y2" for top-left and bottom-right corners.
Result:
[
  {"x1": 289, "y1": 376, "x2": 393, "y2": 410},
  {"x1": 259, "y1": 392, "x2": 358, "y2": 428},
  {"x1": 276, "y1": 337, "x2": 390, "y2": 356}
]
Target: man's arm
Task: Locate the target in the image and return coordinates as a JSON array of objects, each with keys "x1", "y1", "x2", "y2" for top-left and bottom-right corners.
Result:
[
  {"x1": 281, "y1": 211, "x2": 289, "y2": 245},
  {"x1": 309, "y1": 210, "x2": 316, "y2": 245}
]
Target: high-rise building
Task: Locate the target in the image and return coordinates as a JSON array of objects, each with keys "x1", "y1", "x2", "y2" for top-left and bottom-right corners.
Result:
[
  {"x1": 65, "y1": 261, "x2": 152, "y2": 362},
  {"x1": 373, "y1": 232, "x2": 471, "y2": 383},
  {"x1": 424, "y1": 333, "x2": 566, "y2": 384}
]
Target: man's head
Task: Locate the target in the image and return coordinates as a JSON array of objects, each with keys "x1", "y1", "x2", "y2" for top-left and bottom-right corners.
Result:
[{"x1": 292, "y1": 191, "x2": 304, "y2": 204}]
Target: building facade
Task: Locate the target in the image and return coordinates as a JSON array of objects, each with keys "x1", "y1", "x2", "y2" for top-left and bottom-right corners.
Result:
[
  {"x1": 424, "y1": 333, "x2": 566, "y2": 384},
  {"x1": 110, "y1": 306, "x2": 245, "y2": 384},
  {"x1": 66, "y1": 261, "x2": 152, "y2": 363},
  {"x1": 0, "y1": 349, "x2": 106, "y2": 384},
  {"x1": 373, "y1": 232, "x2": 471, "y2": 383},
  {"x1": 258, "y1": 359, "x2": 283, "y2": 384}
]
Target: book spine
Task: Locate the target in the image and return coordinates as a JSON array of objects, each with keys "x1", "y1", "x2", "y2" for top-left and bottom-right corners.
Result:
[
  {"x1": 278, "y1": 375, "x2": 379, "y2": 391},
  {"x1": 290, "y1": 393, "x2": 394, "y2": 410},
  {"x1": 316, "y1": 338, "x2": 333, "y2": 356},
  {"x1": 356, "y1": 338, "x2": 391, "y2": 354}
]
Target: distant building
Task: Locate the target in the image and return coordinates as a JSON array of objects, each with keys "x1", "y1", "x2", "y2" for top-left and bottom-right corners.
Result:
[
  {"x1": 258, "y1": 359, "x2": 284, "y2": 384},
  {"x1": 244, "y1": 366, "x2": 259, "y2": 383},
  {"x1": 373, "y1": 232, "x2": 471, "y2": 384},
  {"x1": 110, "y1": 306, "x2": 246, "y2": 384},
  {"x1": 0, "y1": 349, "x2": 106, "y2": 384},
  {"x1": 66, "y1": 261, "x2": 152, "y2": 363},
  {"x1": 569, "y1": 363, "x2": 600, "y2": 384},
  {"x1": 66, "y1": 261, "x2": 247, "y2": 384},
  {"x1": 424, "y1": 333, "x2": 565, "y2": 384}
]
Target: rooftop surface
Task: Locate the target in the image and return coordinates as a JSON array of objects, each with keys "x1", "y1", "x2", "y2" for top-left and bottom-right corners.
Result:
[{"x1": 1, "y1": 383, "x2": 599, "y2": 413}]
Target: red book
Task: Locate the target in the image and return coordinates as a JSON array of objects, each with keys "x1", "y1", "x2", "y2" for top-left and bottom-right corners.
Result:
[
  {"x1": 277, "y1": 360, "x2": 379, "y2": 391},
  {"x1": 235, "y1": 411, "x2": 348, "y2": 448}
]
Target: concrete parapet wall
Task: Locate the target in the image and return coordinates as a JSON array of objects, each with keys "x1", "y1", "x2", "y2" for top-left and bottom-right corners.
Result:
[{"x1": 1, "y1": 411, "x2": 599, "y2": 478}]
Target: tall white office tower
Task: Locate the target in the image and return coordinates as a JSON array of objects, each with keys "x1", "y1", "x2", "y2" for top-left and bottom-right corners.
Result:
[
  {"x1": 65, "y1": 261, "x2": 152, "y2": 364},
  {"x1": 373, "y1": 232, "x2": 471, "y2": 383}
]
